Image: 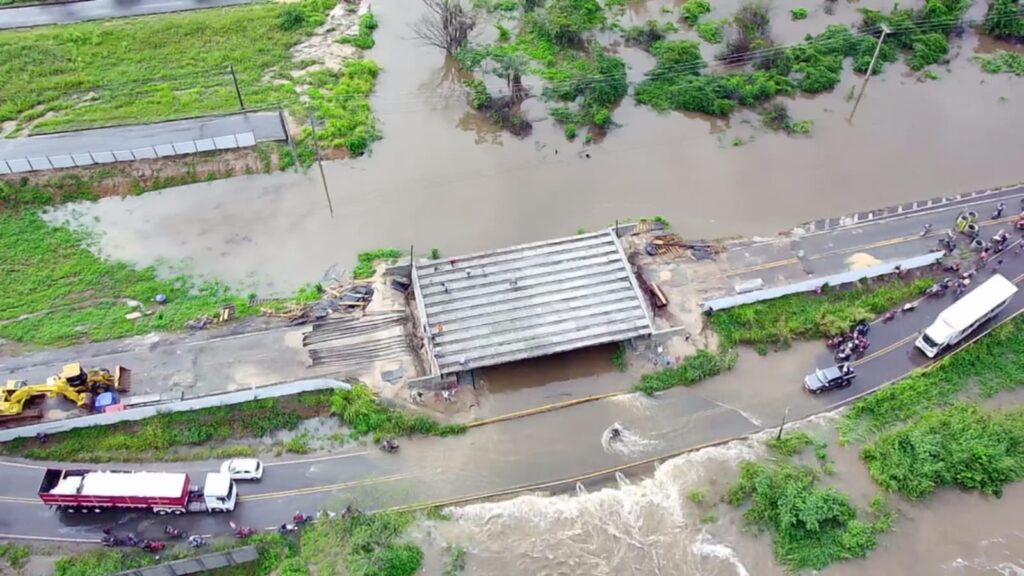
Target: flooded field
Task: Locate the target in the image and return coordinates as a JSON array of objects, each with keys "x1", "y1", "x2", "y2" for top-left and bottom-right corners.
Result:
[
  {"x1": 43, "y1": 0, "x2": 1024, "y2": 294},
  {"x1": 413, "y1": 416, "x2": 1024, "y2": 576}
]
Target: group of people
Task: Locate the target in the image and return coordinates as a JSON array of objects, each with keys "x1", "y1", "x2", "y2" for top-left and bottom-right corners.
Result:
[{"x1": 829, "y1": 321, "x2": 871, "y2": 363}]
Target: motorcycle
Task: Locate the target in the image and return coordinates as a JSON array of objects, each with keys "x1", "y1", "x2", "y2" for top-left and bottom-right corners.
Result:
[
  {"x1": 920, "y1": 223, "x2": 933, "y2": 237},
  {"x1": 853, "y1": 321, "x2": 870, "y2": 337},
  {"x1": 140, "y1": 539, "x2": 166, "y2": 553},
  {"x1": 278, "y1": 523, "x2": 300, "y2": 534},
  {"x1": 293, "y1": 512, "x2": 312, "y2": 525},
  {"x1": 380, "y1": 439, "x2": 400, "y2": 454},
  {"x1": 163, "y1": 526, "x2": 187, "y2": 539},
  {"x1": 187, "y1": 535, "x2": 207, "y2": 548},
  {"x1": 230, "y1": 521, "x2": 255, "y2": 539},
  {"x1": 826, "y1": 335, "x2": 847, "y2": 349}
]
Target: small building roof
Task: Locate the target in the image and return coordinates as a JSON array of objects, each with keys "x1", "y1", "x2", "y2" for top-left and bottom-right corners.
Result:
[{"x1": 413, "y1": 230, "x2": 653, "y2": 374}]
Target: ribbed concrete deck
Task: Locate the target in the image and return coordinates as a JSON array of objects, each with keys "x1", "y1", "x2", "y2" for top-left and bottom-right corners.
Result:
[{"x1": 412, "y1": 230, "x2": 653, "y2": 375}]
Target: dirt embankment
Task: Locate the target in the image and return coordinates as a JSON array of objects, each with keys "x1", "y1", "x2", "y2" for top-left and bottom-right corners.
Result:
[{"x1": 0, "y1": 145, "x2": 291, "y2": 205}]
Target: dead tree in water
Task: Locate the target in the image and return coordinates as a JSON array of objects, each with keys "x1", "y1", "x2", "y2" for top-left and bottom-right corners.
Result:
[{"x1": 411, "y1": 0, "x2": 476, "y2": 54}]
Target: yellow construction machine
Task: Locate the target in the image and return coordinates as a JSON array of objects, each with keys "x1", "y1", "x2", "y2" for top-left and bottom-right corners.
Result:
[{"x1": 0, "y1": 363, "x2": 131, "y2": 424}]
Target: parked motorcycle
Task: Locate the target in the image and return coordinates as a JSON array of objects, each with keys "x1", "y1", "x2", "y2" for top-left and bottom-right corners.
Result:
[
  {"x1": 187, "y1": 535, "x2": 207, "y2": 548},
  {"x1": 163, "y1": 526, "x2": 187, "y2": 539},
  {"x1": 380, "y1": 439, "x2": 400, "y2": 454},
  {"x1": 230, "y1": 521, "x2": 255, "y2": 539},
  {"x1": 140, "y1": 539, "x2": 166, "y2": 553}
]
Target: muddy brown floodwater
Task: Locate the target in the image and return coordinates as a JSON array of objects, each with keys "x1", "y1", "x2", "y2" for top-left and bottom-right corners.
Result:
[
  {"x1": 411, "y1": 415, "x2": 1024, "y2": 576},
  {"x1": 46, "y1": 0, "x2": 1024, "y2": 294}
]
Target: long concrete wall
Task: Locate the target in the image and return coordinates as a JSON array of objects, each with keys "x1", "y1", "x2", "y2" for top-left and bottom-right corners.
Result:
[
  {"x1": 0, "y1": 378, "x2": 350, "y2": 442},
  {"x1": 703, "y1": 251, "x2": 945, "y2": 312}
]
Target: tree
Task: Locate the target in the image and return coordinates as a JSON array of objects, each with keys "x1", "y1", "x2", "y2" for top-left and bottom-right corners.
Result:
[
  {"x1": 545, "y1": 0, "x2": 605, "y2": 44},
  {"x1": 493, "y1": 52, "x2": 529, "y2": 100},
  {"x1": 411, "y1": 0, "x2": 477, "y2": 54}
]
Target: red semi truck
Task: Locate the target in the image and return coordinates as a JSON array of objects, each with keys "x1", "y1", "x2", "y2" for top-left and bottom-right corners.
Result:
[{"x1": 38, "y1": 468, "x2": 237, "y2": 515}]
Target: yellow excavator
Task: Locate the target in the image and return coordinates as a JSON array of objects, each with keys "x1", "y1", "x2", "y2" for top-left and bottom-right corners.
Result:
[{"x1": 0, "y1": 363, "x2": 131, "y2": 423}]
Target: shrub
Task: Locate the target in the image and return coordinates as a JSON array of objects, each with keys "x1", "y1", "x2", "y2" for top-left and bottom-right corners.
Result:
[
  {"x1": 564, "y1": 123, "x2": 578, "y2": 139},
  {"x1": 280, "y1": 4, "x2": 308, "y2": 30},
  {"x1": 908, "y1": 33, "x2": 949, "y2": 70},
  {"x1": 681, "y1": 0, "x2": 712, "y2": 25},
  {"x1": 977, "y1": 51, "x2": 1024, "y2": 76},
  {"x1": 353, "y1": 248, "x2": 402, "y2": 279},
  {"x1": 721, "y1": 1, "x2": 773, "y2": 63},
  {"x1": 330, "y1": 383, "x2": 466, "y2": 440},
  {"x1": 726, "y1": 461, "x2": 893, "y2": 571},
  {"x1": 464, "y1": 78, "x2": 491, "y2": 109},
  {"x1": 790, "y1": 7, "x2": 809, "y2": 19},
  {"x1": 984, "y1": 0, "x2": 1024, "y2": 40},
  {"x1": 634, "y1": 349, "x2": 737, "y2": 394},
  {"x1": 623, "y1": 20, "x2": 678, "y2": 47},
  {"x1": 696, "y1": 20, "x2": 726, "y2": 43},
  {"x1": 545, "y1": 0, "x2": 605, "y2": 44},
  {"x1": 301, "y1": 512, "x2": 423, "y2": 576},
  {"x1": 862, "y1": 403, "x2": 1024, "y2": 499}
]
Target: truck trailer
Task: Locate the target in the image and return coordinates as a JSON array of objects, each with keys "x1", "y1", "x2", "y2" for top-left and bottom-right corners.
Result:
[{"x1": 38, "y1": 468, "x2": 237, "y2": 515}]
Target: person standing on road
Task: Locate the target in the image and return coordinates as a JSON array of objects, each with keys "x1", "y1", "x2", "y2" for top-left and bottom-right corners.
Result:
[{"x1": 994, "y1": 201, "x2": 1006, "y2": 219}]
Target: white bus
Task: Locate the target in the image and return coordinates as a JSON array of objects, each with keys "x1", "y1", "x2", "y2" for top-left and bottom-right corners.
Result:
[{"x1": 915, "y1": 274, "x2": 1018, "y2": 358}]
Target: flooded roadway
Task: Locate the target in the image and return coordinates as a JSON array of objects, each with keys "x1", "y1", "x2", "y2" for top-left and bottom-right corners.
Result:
[
  {"x1": 43, "y1": 0, "x2": 1024, "y2": 294},
  {"x1": 414, "y1": 417, "x2": 1024, "y2": 576}
]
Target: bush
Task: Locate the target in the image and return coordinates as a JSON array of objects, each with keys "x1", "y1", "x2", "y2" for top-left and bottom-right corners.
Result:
[
  {"x1": 977, "y1": 50, "x2": 1024, "y2": 76},
  {"x1": 984, "y1": 0, "x2": 1024, "y2": 40},
  {"x1": 721, "y1": 1, "x2": 773, "y2": 63},
  {"x1": 681, "y1": 0, "x2": 712, "y2": 25},
  {"x1": 280, "y1": 4, "x2": 308, "y2": 30},
  {"x1": 790, "y1": 7, "x2": 809, "y2": 19},
  {"x1": 634, "y1": 349, "x2": 737, "y2": 394},
  {"x1": 696, "y1": 20, "x2": 726, "y2": 44},
  {"x1": 767, "y1": 431, "x2": 825, "y2": 457},
  {"x1": 726, "y1": 461, "x2": 893, "y2": 571},
  {"x1": 908, "y1": 33, "x2": 949, "y2": 70},
  {"x1": 545, "y1": 0, "x2": 605, "y2": 44},
  {"x1": 862, "y1": 403, "x2": 1024, "y2": 499},
  {"x1": 464, "y1": 78, "x2": 491, "y2": 109},
  {"x1": 330, "y1": 383, "x2": 466, "y2": 440},
  {"x1": 301, "y1": 512, "x2": 423, "y2": 576},
  {"x1": 623, "y1": 20, "x2": 678, "y2": 47},
  {"x1": 353, "y1": 248, "x2": 402, "y2": 279},
  {"x1": 564, "y1": 123, "x2": 578, "y2": 139}
]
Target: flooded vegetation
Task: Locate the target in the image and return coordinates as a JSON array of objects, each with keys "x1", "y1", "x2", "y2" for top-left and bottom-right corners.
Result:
[{"x1": 42, "y1": 0, "x2": 1024, "y2": 295}]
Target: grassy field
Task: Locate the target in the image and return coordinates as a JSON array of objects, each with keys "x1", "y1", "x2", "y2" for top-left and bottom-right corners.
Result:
[
  {"x1": 710, "y1": 278, "x2": 933, "y2": 353},
  {"x1": 0, "y1": 0, "x2": 377, "y2": 154},
  {"x1": 633, "y1": 349, "x2": 737, "y2": 395},
  {"x1": 0, "y1": 210, "x2": 275, "y2": 347}
]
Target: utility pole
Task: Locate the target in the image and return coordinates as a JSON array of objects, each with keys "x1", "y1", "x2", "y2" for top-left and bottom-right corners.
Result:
[
  {"x1": 306, "y1": 106, "x2": 334, "y2": 218},
  {"x1": 777, "y1": 407, "x2": 789, "y2": 441},
  {"x1": 848, "y1": 25, "x2": 890, "y2": 122},
  {"x1": 229, "y1": 65, "x2": 245, "y2": 110}
]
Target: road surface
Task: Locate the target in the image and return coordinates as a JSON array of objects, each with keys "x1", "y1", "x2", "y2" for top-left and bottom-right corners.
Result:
[
  {"x1": 0, "y1": 0, "x2": 256, "y2": 30},
  {"x1": 2, "y1": 187, "x2": 1024, "y2": 541},
  {"x1": 2, "y1": 262, "x2": 1024, "y2": 541},
  {"x1": 0, "y1": 112, "x2": 287, "y2": 162}
]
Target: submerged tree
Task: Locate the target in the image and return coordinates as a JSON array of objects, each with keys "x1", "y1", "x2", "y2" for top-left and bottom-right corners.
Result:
[
  {"x1": 411, "y1": 0, "x2": 477, "y2": 54},
  {"x1": 493, "y1": 52, "x2": 529, "y2": 101}
]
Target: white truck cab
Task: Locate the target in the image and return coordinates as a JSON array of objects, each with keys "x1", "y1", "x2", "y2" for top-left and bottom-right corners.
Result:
[{"x1": 189, "y1": 472, "x2": 237, "y2": 512}]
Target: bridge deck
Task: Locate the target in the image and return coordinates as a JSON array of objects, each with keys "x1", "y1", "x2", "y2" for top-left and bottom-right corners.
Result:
[{"x1": 413, "y1": 230, "x2": 653, "y2": 375}]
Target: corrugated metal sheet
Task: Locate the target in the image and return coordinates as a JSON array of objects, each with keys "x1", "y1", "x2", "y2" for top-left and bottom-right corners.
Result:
[
  {"x1": 704, "y1": 251, "x2": 945, "y2": 311},
  {"x1": 414, "y1": 230, "x2": 653, "y2": 374}
]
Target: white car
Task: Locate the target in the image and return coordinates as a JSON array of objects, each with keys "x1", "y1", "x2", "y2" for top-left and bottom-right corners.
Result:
[{"x1": 220, "y1": 458, "x2": 264, "y2": 481}]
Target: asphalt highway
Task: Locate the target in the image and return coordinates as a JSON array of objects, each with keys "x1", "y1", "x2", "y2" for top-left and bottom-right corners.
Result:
[
  {"x1": 0, "y1": 0, "x2": 256, "y2": 30},
  {"x1": 2, "y1": 193, "x2": 1024, "y2": 542}
]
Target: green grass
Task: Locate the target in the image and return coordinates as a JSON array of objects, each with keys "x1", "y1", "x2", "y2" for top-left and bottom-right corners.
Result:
[
  {"x1": 305, "y1": 59, "x2": 381, "y2": 156},
  {"x1": 862, "y1": 403, "x2": 1024, "y2": 500},
  {"x1": 353, "y1": 248, "x2": 403, "y2": 279},
  {"x1": 767, "y1": 431, "x2": 824, "y2": 457},
  {"x1": 611, "y1": 343, "x2": 628, "y2": 371},
  {"x1": 681, "y1": 0, "x2": 712, "y2": 25},
  {"x1": 710, "y1": 278, "x2": 933, "y2": 351},
  {"x1": 701, "y1": 512, "x2": 719, "y2": 523},
  {"x1": 633, "y1": 349, "x2": 737, "y2": 395},
  {"x1": 838, "y1": 314, "x2": 1024, "y2": 442},
  {"x1": 0, "y1": 1, "x2": 336, "y2": 134},
  {"x1": 285, "y1": 431, "x2": 313, "y2": 454},
  {"x1": 726, "y1": 461, "x2": 894, "y2": 571},
  {"x1": 977, "y1": 51, "x2": 1024, "y2": 76},
  {"x1": 0, "y1": 543, "x2": 30, "y2": 571},
  {"x1": 790, "y1": 7, "x2": 809, "y2": 19},
  {"x1": 53, "y1": 550, "x2": 158, "y2": 576},
  {"x1": 330, "y1": 384, "x2": 466, "y2": 441},
  {"x1": 300, "y1": 512, "x2": 423, "y2": 576},
  {"x1": 0, "y1": 211, "x2": 272, "y2": 347},
  {"x1": 338, "y1": 11, "x2": 378, "y2": 50},
  {"x1": 688, "y1": 489, "x2": 707, "y2": 503},
  {"x1": 0, "y1": 391, "x2": 331, "y2": 462}
]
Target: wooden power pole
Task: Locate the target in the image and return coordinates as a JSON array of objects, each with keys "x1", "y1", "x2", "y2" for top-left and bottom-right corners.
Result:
[{"x1": 848, "y1": 25, "x2": 891, "y2": 122}]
